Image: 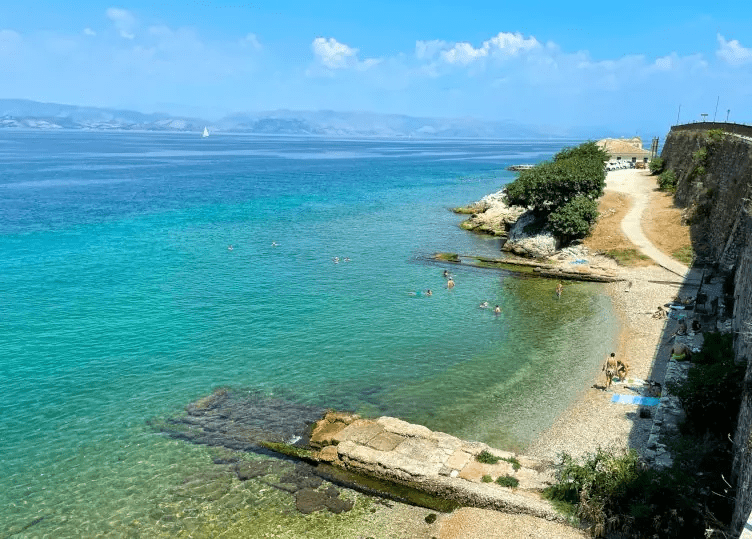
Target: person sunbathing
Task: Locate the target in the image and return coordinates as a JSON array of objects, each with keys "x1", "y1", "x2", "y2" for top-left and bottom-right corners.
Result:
[{"x1": 670, "y1": 342, "x2": 692, "y2": 362}]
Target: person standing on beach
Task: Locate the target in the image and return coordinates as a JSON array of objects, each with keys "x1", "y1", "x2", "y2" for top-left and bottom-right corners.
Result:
[{"x1": 603, "y1": 352, "x2": 618, "y2": 389}]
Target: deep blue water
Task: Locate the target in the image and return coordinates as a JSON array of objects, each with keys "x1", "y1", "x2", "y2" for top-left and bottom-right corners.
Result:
[{"x1": 0, "y1": 131, "x2": 616, "y2": 537}]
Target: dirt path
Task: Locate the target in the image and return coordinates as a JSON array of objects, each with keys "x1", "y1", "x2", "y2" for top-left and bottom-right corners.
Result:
[{"x1": 604, "y1": 169, "x2": 690, "y2": 277}]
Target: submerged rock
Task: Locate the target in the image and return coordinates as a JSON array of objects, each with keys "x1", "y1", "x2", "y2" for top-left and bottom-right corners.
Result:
[
  {"x1": 150, "y1": 388, "x2": 326, "y2": 451},
  {"x1": 294, "y1": 488, "x2": 354, "y2": 514},
  {"x1": 233, "y1": 461, "x2": 272, "y2": 480}
]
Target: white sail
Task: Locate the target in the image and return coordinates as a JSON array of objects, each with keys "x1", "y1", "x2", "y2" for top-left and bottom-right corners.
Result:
[{"x1": 202, "y1": 127, "x2": 209, "y2": 137}]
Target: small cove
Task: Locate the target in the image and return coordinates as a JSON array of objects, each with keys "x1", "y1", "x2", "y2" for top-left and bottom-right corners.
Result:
[{"x1": 0, "y1": 132, "x2": 617, "y2": 537}]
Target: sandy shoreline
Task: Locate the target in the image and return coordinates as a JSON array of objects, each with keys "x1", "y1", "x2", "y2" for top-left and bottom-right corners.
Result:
[
  {"x1": 433, "y1": 169, "x2": 690, "y2": 538},
  {"x1": 340, "y1": 169, "x2": 691, "y2": 539}
]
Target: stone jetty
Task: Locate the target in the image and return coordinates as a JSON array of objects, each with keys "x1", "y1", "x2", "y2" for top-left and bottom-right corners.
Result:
[{"x1": 297, "y1": 411, "x2": 566, "y2": 522}]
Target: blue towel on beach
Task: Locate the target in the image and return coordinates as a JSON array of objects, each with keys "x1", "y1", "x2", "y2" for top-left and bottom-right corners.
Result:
[{"x1": 611, "y1": 395, "x2": 661, "y2": 406}]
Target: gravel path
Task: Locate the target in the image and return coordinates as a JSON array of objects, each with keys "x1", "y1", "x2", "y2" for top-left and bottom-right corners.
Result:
[{"x1": 607, "y1": 169, "x2": 690, "y2": 277}]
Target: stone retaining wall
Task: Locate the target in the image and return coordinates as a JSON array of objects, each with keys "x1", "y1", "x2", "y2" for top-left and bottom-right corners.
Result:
[{"x1": 661, "y1": 127, "x2": 752, "y2": 536}]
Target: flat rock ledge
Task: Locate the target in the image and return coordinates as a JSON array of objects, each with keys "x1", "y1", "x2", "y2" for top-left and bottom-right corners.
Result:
[
  {"x1": 305, "y1": 412, "x2": 565, "y2": 522},
  {"x1": 437, "y1": 253, "x2": 621, "y2": 283}
]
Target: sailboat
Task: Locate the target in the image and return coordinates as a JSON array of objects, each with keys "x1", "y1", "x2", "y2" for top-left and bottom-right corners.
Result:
[{"x1": 202, "y1": 126, "x2": 209, "y2": 138}]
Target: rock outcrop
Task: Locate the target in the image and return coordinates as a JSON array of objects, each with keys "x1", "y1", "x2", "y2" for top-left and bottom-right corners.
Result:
[
  {"x1": 304, "y1": 411, "x2": 564, "y2": 521},
  {"x1": 458, "y1": 191, "x2": 526, "y2": 238},
  {"x1": 459, "y1": 191, "x2": 561, "y2": 259},
  {"x1": 503, "y1": 211, "x2": 560, "y2": 258}
]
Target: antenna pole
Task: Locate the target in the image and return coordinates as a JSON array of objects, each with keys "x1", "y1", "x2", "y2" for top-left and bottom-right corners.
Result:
[{"x1": 714, "y1": 96, "x2": 720, "y2": 122}]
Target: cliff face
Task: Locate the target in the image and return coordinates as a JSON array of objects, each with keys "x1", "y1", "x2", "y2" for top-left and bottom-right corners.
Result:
[
  {"x1": 661, "y1": 126, "x2": 752, "y2": 534},
  {"x1": 661, "y1": 129, "x2": 752, "y2": 264}
]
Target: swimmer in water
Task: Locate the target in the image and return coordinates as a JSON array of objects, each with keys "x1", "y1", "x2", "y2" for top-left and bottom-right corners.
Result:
[
  {"x1": 443, "y1": 269, "x2": 450, "y2": 279},
  {"x1": 271, "y1": 242, "x2": 278, "y2": 247},
  {"x1": 494, "y1": 305, "x2": 501, "y2": 315},
  {"x1": 333, "y1": 257, "x2": 339, "y2": 264},
  {"x1": 556, "y1": 282, "x2": 563, "y2": 298},
  {"x1": 479, "y1": 301, "x2": 489, "y2": 309},
  {"x1": 228, "y1": 245, "x2": 234, "y2": 251},
  {"x1": 426, "y1": 289, "x2": 432, "y2": 296},
  {"x1": 447, "y1": 278, "x2": 455, "y2": 289}
]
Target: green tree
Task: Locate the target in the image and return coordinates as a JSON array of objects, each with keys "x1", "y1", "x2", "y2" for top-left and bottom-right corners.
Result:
[
  {"x1": 504, "y1": 141, "x2": 606, "y2": 243},
  {"x1": 553, "y1": 140, "x2": 610, "y2": 164},
  {"x1": 505, "y1": 156, "x2": 605, "y2": 213}
]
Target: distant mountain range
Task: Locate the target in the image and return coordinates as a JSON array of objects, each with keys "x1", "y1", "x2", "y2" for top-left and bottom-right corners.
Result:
[{"x1": 0, "y1": 99, "x2": 612, "y2": 139}]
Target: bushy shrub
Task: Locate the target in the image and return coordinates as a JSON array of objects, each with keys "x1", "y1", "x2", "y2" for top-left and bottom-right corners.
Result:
[
  {"x1": 667, "y1": 332, "x2": 743, "y2": 437},
  {"x1": 496, "y1": 475, "x2": 519, "y2": 488},
  {"x1": 547, "y1": 196, "x2": 600, "y2": 242},
  {"x1": 692, "y1": 146, "x2": 708, "y2": 165},
  {"x1": 475, "y1": 450, "x2": 500, "y2": 464},
  {"x1": 545, "y1": 449, "x2": 702, "y2": 538},
  {"x1": 658, "y1": 169, "x2": 678, "y2": 192},
  {"x1": 648, "y1": 156, "x2": 664, "y2": 174},
  {"x1": 706, "y1": 129, "x2": 726, "y2": 144}
]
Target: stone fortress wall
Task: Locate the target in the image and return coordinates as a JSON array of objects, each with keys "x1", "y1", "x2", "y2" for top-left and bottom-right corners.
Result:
[{"x1": 660, "y1": 125, "x2": 752, "y2": 536}]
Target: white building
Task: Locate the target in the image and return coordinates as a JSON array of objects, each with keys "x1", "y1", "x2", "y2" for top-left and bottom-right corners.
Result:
[{"x1": 596, "y1": 137, "x2": 652, "y2": 164}]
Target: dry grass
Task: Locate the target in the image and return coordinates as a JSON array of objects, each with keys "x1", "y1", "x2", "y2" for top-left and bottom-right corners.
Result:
[
  {"x1": 642, "y1": 190, "x2": 693, "y2": 265},
  {"x1": 583, "y1": 192, "x2": 653, "y2": 267},
  {"x1": 584, "y1": 187, "x2": 692, "y2": 267}
]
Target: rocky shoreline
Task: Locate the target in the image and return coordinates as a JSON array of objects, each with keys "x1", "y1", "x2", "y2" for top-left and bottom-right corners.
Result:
[
  {"x1": 453, "y1": 186, "x2": 626, "y2": 283},
  {"x1": 454, "y1": 190, "x2": 562, "y2": 259}
]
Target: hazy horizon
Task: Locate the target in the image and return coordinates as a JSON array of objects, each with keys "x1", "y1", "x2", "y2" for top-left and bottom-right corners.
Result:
[{"x1": 2, "y1": 1, "x2": 751, "y2": 135}]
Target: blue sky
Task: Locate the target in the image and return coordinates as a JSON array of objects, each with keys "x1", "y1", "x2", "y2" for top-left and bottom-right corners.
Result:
[{"x1": 2, "y1": 1, "x2": 751, "y2": 134}]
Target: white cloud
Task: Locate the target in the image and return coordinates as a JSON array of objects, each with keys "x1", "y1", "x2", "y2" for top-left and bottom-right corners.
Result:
[
  {"x1": 439, "y1": 32, "x2": 541, "y2": 65},
  {"x1": 415, "y1": 39, "x2": 448, "y2": 60},
  {"x1": 240, "y1": 33, "x2": 261, "y2": 50},
  {"x1": 717, "y1": 34, "x2": 752, "y2": 66},
  {"x1": 648, "y1": 52, "x2": 707, "y2": 74},
  {"x1": 106, "y1": 7, "x2": 136, "y2": 39},
  {"x1": 310, "y1": 37, "x2": 380, "y2": 72},
  {"x1": 485, "y1": 32, "x2": 541, "y2": 56},
  {"x1": 312, "y1": 37, "x2": 358, "y2": 69},
  {"x1": 441, "y1": 42, "x2": 487, "y2": 65},
  {"x1": 83, "y1": 28, "x2": 96, "y2": 37},
  {"x1": 654, "y1": 55, "x2": 673, "y2": 71}
]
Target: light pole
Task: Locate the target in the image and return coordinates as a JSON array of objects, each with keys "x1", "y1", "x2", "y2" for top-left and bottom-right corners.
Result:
[{"x1": 727, "y1": 109, "x2": 731, "y2": 123}]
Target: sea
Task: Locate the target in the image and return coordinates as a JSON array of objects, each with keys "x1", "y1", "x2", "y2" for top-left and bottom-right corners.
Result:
[{"x1": 0, "y1": 131, "x2": 618, "y2": 538}]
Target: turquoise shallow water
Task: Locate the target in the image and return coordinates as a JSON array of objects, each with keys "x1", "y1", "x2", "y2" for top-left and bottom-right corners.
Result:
[{"x1": 0, "y1": 132, "x2": 617, "y2": 537}]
